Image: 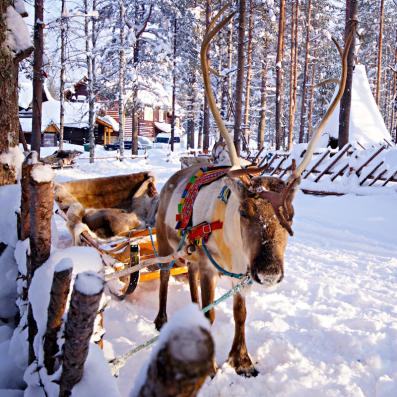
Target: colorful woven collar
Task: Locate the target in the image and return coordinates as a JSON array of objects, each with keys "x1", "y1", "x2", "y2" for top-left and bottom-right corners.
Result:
[{"x1": 175, "y1": 166, "x2": 229, "y2": 231}]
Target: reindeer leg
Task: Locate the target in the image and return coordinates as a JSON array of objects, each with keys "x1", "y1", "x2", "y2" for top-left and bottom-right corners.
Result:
[
  {"x1": 227, "y1": 293, "x2": 258, "y2": 377},
  {"x1": 200, "y1": 269, "x2": 218, "y2": 377},
  {"x1": 188, "y1": 263, "x2": 200, "y2": 304},
  {"x1": 154, "y1": 268, "x2": 170, "y2": 331}
]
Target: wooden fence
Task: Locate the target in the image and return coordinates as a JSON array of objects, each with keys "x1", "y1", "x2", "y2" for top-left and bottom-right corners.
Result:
[{"x1": 254, "y1": 144, "x2": 397, "y2": 195}]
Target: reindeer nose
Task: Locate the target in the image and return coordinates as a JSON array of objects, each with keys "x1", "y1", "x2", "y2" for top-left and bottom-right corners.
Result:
[{"x1": 252, "y1": 268, "x2": 283, "y2": 286}]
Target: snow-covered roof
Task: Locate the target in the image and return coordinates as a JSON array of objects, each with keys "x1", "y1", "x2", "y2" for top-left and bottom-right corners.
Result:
[
  {"x1": 20, "y1": 100, "x2": 89, "y2": 132},
  {"x1": 97, "y1": 115, "x2": 119, "y2": 132},
  {"x1": 319, "y1": 64, "x2": 391, "y2": 149},
  {"x1": 18, "y1": 81, "x2": 33, "y2": 109},
  {"x1": 154, "y1": 122, "x2": 182, "y2": 136}
]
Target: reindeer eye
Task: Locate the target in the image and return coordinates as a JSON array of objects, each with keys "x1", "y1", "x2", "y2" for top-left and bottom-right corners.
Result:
[{"x1": 240, "y1": 209, "x2": 248, "y2": 218}]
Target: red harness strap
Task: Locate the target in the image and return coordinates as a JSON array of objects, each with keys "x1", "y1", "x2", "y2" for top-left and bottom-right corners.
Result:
[{"x1": 187, "y1": 221, "x2": 223, "y2": 245}]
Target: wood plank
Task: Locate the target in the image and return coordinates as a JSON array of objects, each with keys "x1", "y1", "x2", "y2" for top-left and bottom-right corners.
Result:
[
  {"x1": 368, "y1": 169, "x2": 387, "y2": 186},
  {"x1": 355, "y1": 145, "x2": 385, "y2": 176},
  {"x1": 303, "y1": 150, "x2": 330, "y2": 179},
  {"x1": 314, "y1": 143, "x2": 352, "y2": 182},
  {"x1": 359, "y1": 161, "x2": 384, "y2": 186}
]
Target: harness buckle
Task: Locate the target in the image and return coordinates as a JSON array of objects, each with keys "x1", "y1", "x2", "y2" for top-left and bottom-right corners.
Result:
[{"x1": 202, "y1": 223, "x2": 212, "y2": 234}]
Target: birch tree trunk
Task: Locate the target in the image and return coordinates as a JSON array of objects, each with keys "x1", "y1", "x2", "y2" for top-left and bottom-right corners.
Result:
[
  {"x1": 275, "y1": 0, "x2": 286, "y2": 150},
  {"x1": 171, "y1": 18, "x2": 177, "y2": 152},
  {"x1": 391, "y1": 29, "x2": 397, "y2": 141},
  {"x1": 118, "y1": 0, "x2": 126, "y2": 160},
  {"x1": 287, "y1": 0, "x2": 299, "y2": 150},
  {"x1": 338, "y1": 0, "x2": 357, "y2": 149},
  {"x1": 203, "y1": 0, "x2": 211, "y2": 153},
  {"x1": 85, "y1": 0, "x2": 95, "y2": 163},
  {"x1": 59, "y1": 0, "x2": 66, "y2": 150},
  {"x1": 298, "y1": 0, "x2": 312, "y2": 144},
  {"x1": 375, "y1": 0, "x2": 384, "y2": 106},
  {"x1": 257, "y1": 36, "x2": 269, "y2": 150},
  {"x1": 233, "y1": 0, "x2": 246, "y2": 156},
  {"x1": 307, "y1": 49, "x2": 317, "y2": 141},
  {"x1": 243, "y1": 0, "x2": 254, "y2": 148},
  {"x1": 31, "y1": 0, "x2": 44, "y2": 155}
]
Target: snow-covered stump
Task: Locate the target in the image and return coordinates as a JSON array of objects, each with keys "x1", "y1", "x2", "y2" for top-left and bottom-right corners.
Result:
[
  {"x1": 27, "y1": 162, "x2": 54, "y2": 364},
  {"x1": 28, "y1": 162, "x2": 54, "y2": 275},
  {"x1": 134, "y1": 305, "x2": 213, "y2": 397},
  {"x1": 43, "y1": 259, "x2": 73, "y2": 375},
  {"x1": 59, "y1": 272, "x2": 104, "y2": 397}
]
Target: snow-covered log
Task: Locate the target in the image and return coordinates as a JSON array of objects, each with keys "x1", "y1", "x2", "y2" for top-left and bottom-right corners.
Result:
[
  {"x1": 59, "y1": 271, "x2": 104, "y2": 397},
  {"x1": 134, "y1": 305, "x2": 213, "y2": 397},
  {"x1": 28, "y1": 161, "x2": 54, "y2": 364},
  {"x1": 43, "y1": 259, "x2": 73, "y2": 375}
]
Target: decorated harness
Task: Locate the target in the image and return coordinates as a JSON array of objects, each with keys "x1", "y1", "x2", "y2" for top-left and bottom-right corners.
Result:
[{"x1": 175, "y1": 166, "x2": 230, "y2": 246}]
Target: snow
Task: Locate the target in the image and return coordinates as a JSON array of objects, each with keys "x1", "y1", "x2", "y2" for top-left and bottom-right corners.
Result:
[
  {"x1": 19, "y1": 95, "x2": 91, "y2": 132},
  {"x1": 4, "y1": 6, "x2": 32, "y2": 58},
  {"x1": 74, "y1": 271, "x2": 104, "y2": 296},
  {"x1": 0, "y1": 146, "x2": 25, "y2": 181},
  {"x1": 0, "y1": 184, "x2": 21, "y2": 246},
  {"x1": 154, "y1": 122, "x2": 182, "y2": 135},
  {"x1": 18, "y1": 81, "x2": 33, "y2": 109},
  {"x1": 130, "y1": 304, "x2": 210, "y2": 397},
  {"x1": 14, "y1": 0, "x2": 27, "y2": 17},
  {"x1": 97, "y1": 115, "x2": 120, "y2": 132},
  {"x1": 0, "y1": 142, "x2": 396, "y2": 396},
  {"x1": 319, "y1": 65, "x2": 392, "y2": 149},
  {"x1": 30, "y1": 164, "x2": 54, "y2": 183},
  {"x1": 71, "y1": 344, "x2": 119, "y2": 397}
]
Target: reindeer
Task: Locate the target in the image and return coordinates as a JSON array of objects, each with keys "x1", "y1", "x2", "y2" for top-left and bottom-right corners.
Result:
[{"x1": 154, "y1": 5, "x2": 355, "y2": 377}]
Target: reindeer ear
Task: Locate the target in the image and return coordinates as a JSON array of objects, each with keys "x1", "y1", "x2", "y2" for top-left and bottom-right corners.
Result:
[{"x1": 285, "y1": 176, "x2": 301, "y2": 203}]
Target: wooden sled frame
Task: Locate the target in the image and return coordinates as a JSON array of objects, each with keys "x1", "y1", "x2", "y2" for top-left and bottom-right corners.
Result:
[{"x1": 54, "y1": 172, "x2": 188, "y2": 299}]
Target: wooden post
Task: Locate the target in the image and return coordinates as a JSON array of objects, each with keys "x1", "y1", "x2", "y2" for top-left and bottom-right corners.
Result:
[
  {"x1": 59, "y1": 272, "x2": 104, "y2": 397},
  {"x1": 136, "y1": 326, "x2": 214, "y2": 397},
  {"x1": 43, "y1": 259, "x2": 73, "y2": 375},
  {"x1": 28, "y1": 160, "x2": 54, "y2": 365}
]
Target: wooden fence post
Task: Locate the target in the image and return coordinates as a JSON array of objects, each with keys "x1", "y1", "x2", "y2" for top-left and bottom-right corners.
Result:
[
  {"x1": 28, "y1": 160, "x2": 54, "y2": 365},
  {"x1": 43, "y1": 258, "x2": 73, "y2": 374},
  {"x1": 136, "y1": 325, "x2": 214, "y2": 397},
  {"x1": 59, "y1": 272, "x2": 104, "y2": 397}
]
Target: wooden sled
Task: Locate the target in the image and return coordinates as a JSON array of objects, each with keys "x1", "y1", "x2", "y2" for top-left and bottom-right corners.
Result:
[{"x1": 54, "y1": 172, "x2": 188, "y2": 299}]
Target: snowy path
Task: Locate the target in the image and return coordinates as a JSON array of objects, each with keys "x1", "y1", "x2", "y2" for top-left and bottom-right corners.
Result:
[
  {"x1": 50, "y1": 147, "x2": 397, "y2": 396},
  {"x1": 103, "y1": 193, "x2": 397, "y2": 397}
]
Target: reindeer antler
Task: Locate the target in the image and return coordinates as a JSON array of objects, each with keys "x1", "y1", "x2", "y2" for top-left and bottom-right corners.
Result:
[
  {"x1": 293, "y1": 21, "x2": 357, "y2": 179},
  {"x1": 228, "y1": 23, "x2": 356, "y2": 236},
  {"x1": 201, "y1": 4, "x2": 239, "y2": 169}
]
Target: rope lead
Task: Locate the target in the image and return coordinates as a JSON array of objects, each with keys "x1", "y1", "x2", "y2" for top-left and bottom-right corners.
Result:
[{"x1": 109, "y1": 275, "x2": 252, "y2": 376}]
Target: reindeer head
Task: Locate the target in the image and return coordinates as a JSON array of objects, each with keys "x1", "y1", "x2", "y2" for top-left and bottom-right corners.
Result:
[{"x1": 201, "y1": 6, "x2": 355, "y2": 285}]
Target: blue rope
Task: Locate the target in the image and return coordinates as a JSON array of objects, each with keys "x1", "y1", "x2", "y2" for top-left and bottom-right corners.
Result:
[
  {"x1": 201, "y1": 240, "x2": 244, "y2": 280},
  {"x1": 148, "y1": 226, "x2": 187, "y2": 271},
  {"x1": 109, "y1": 274, "x2": 252, "y2": 376}
]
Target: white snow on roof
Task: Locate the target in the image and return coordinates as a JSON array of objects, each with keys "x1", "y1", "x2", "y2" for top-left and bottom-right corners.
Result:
[
  {"x1": 97, "y1": 115, "x2": 119, "y2": 132},
  {"x1": 154, "y1": 122, "x2": 182, "y2": 135},
  {"x1": 4, "y1": 6, "x2": 32, "y2": 58},
  {"x1": 20, "y1": 100, "x2": 90, "y2": 132},
  {"x1": 18, "y1": 81, "x2": 33, "y2": 109},
  {"x1": 319, "y1": 64, "x2": 391, "y2": 149}
]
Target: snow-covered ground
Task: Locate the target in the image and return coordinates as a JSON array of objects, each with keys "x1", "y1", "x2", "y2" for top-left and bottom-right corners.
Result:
[{"x1": 1, "y1": 144, "x2": 396, "y2": 396}]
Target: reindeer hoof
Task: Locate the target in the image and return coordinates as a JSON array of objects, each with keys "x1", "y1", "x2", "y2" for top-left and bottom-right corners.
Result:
[
  {"x1": 227, "y1": 355, "x2": 259, "y2": 378},
  {"x1": 154, "y1": 313, "x2": 167, "y2": 331},
  {"x1": 209, "y1": 359, "x2": 219, "y2": 379},
  {"x1": 235, "y1": 365, "x2": 259, "y2": 378}
]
